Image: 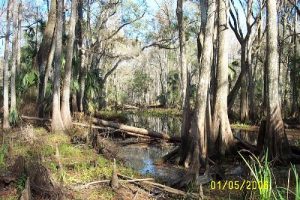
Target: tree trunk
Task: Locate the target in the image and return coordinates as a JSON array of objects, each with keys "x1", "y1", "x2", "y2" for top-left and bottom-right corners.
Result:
[
  {"x1": 16, "y1": 3, "x2": 22, "y2": 75},
  {"x1": 37, "y1": 0, "x2": 56, "y2": 117},
  {"x1": 240, "y1": 43, "x2": 249, "y2": 122},
  {"x1": 187, "y1": 0, "x2": 216, "y2": 172},
  {"x1": 10, "y1": 0, "x2": 18, "y2": 115},
  {"x1": 176, "y1": 0, "x2": 192, "y2": 164},
  {"x1": 77, "y1": 0, "x2": 86, "y2": 112},
  {"x1": 3, "y1": 0, "x2": 13, "y2": 129},
  {"x1": 61, "y1": 0, "x2": 78, "y2": 128},
  {"x1": 291, "y1": 13, "x2": 298, "y2": 118},
  {"x1": 44, "y1": 33, "x2": 56, "y2": 99},
  {"x1": 51, "y1": 0, "x2": 64, "y2": 131},
  {"x1": 262, "y1": 0, "x2": 290, "y2": 159},
  {"x1": 212, "y1": 0, "x2": 234, "y2": 155}
]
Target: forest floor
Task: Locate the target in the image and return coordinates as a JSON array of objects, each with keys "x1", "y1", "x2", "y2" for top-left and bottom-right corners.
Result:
[
  {"x1": 1, "y1": 117, "x2": 299, "y2": 199},
  {"x1": 0, "y1": 125, "x2": 162, "y2": 200}
]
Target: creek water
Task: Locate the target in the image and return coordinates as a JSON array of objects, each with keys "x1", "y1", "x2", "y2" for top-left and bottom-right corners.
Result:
[{"x1": 114, "y1": 113, "x2": 261, "y2": 183}]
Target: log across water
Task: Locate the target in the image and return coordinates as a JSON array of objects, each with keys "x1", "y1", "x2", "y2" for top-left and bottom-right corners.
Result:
[
  {"x1": 91, "y1": 118, "x2": 181, "y2": 142},
  {"x1": 21, "y1": 115, "x2": 181, "y2": 142}
]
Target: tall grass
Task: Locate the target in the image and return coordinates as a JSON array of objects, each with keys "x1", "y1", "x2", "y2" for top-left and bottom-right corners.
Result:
[
  {"x1": 239, "y1": 150, "x2": 272, "y2": 200},
  {"x1": 239, "y1": 150, "x2": 300, "y2": 200}
]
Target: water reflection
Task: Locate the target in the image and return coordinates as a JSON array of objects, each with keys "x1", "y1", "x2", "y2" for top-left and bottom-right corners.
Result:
[
  {"x1": 127, "y1": 114, "x2": 181, "y2": 137},
  {"x1": 233, "y1": 130, "x2": 258, "y2": 145},
  {"x1": 117, "y1": 144, "x2": 174, "y2": 175}
]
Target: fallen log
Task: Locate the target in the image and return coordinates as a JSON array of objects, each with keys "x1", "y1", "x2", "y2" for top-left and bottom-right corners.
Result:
[
  {"x1": 21, "y1": 115, "x2": 180, "y2": 142},
  {"x1": 123, "y1": 104, "x2": 139, "y2": 110},
  {"x1": 22, "y1": 116, "x2": 51, "y2": 122},
  {"x1": 91, "y1": 118, "x2": 181, "y2": 142}
]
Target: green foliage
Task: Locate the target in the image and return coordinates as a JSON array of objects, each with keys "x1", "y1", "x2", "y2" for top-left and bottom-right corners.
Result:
[
  {"x1": 130, "y1": 69, "x2": 152, "y2": 96},
  {"x1": 292, "y1": 165, "x2": 300, "y2": 200},
  {"x1": 85, "y1": 68, "x2": 104, "y2": 112},
  {"x1": 166, "y1": 70, "x2": 180, "y2": 107},
  {"x1": 16, "y1": 174, "x2": 27, "y2": 191},
  {"x1": 240, "y1": 150, "x2": 300, "y2": 200},
  {"x1": 239, "y1": 151, "x2": 272, "y2": 199},
  {"x1": 0, "y1": 144, "x2": 8, "y2": 169},
  {"x1": 9, "y1": 109, "x2": 20, "y2": 127}
]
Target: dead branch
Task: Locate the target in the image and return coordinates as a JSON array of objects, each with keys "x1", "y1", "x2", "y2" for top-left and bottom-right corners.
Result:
[
  {"x1": 72, "y1": 178, "x2": 155, "y2": 190},
  {"x1": 117, "y1": 174, "x2": 198, "y2": 199}
]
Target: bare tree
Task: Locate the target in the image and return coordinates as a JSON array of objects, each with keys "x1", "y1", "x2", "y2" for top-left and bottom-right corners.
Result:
[
  {"x1": 61, "y1": 0, "x2": 78, "y2": 128},
  {"x1": 51, "y1": 0, "x2": 64, "y2": 131},
  {"x1": 228, "y1": 0, "x2": 260, "y2": 122}
]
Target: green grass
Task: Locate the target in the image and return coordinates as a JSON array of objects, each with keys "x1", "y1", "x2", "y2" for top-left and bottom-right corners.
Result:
[
  {"x1": 96, "y1": 110, "x2": 129, "y2": 122},
  {"x1": 127, "y1": 108, "x2": 181, "y2": 118},
  {"x1": 231, "y1": 123, "x2": 257, "y2": 130},
  {"x1": 6, "y1": 127, "x2": 139, "y2": 199},
  {"x1": 0, "y1": 144, "x2": 8, "y2": 170},
  {"x1": 239, "y1": 150, "x2": 300, "y2": 200}
]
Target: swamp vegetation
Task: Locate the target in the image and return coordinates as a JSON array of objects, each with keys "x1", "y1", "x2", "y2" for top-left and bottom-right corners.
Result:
[{"x1": 1, "y1": 0, "x2": 300, "y2": 199}]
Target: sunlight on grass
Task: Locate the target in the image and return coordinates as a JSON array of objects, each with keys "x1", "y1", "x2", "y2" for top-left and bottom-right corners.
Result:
[{"x1": 239, "y1": 150, "x2": 300, "y2": 200}]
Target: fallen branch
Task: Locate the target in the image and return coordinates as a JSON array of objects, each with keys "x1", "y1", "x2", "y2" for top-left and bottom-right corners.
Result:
[
  {"x1": 72, "y1": 178, "x2": 155, "y2": 190},
  {"x1": 117, "y1": 174, "x2": 198, "y2": 199},
  {"x1": 21, "y1": 115, "x2": 51, "y2": 121}
]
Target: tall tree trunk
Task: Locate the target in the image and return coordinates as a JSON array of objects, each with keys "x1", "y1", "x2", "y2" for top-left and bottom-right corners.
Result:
[
  {"x1": 240, "y1": 42, "x2": 249, "y2": 122},
  {"x1": 262, "y1": 0, "x2": 290, "y2": 159},
  {"x1": 212, "y1": 0, "x2": 234, "y2": 155},
  {"x1": 176, "y1": 0, "x2": 191, "y2": 164},
  {"x1": 77, "y1": 0, "x2": 86, "y2": 112},
  {"x1": 291, "y1": 13, "x2": 298, "y2": 118},
  {"x1": 3, "y1": 0, "x2": 13, "y2": 129},
  {"x1": 61, "y1": 0, "x2": 78, "y2": 128},
  {"x1": 16, "y1": 2, "x2": 22, "y2": 75},
  {"x1": 51, "y1": 0, "x2": 64, "y2": 131},
  {"x1": 37, "y1": 0, "x2": 56, "y2": 117},
  {"x1": 10, "y1": 0, "x2": 18, "y2": 115},
  {"x1": 188, "y1": 0, "x2": 216, "y2": 172}
]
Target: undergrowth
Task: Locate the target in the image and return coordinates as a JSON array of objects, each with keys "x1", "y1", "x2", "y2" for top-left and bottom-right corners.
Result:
[{"x1": 239, "y1": 150, "x2": 300, "y2": 200}]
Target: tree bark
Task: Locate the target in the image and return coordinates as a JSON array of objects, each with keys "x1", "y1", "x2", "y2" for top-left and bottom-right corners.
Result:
[
  {"x1": 61, "y1": 0, "x2": 78, "y2": 128},
  {"x1": 10, "y1": 0, "x2": 18, "y2": 114},
  {"x1": 240, "y1": 42, "x2": 249, "y2": 122},
  {"x1": 37, "y1": 0, "x2": 56, "y2": 117},
  {"x1": 188, "y1": 0, "x2": 216, "y2": 172},
  {"x1": 212, "y1": 0, "x2": 234, "y2": 155},
  {"x1": 51, "y1": 0, "x2": 64, "y2": 131},
  {"x1": 263, "y1": 0, "x2": 291, "y2": 159},
  {"x1": 291, "y1": 13, "x2": 299, "y2": 118},
  {"x1": 176, "y1": 0, "x2": 192, "y2": 164},
  {"x1": 77, "y1": 0, "x2": 86, "y2": 112},
  {"x1": 3, "y1": 0, "x2": 13, "y2": 129}
]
